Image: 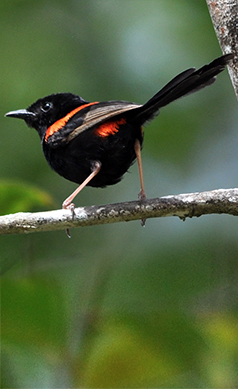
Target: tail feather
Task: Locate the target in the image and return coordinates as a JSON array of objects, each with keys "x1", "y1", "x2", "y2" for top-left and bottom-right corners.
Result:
[{"x1": 134, "y1": 54, "x2": 233, "y2": 124}]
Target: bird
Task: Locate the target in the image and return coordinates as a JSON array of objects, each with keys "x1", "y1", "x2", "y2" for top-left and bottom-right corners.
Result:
[{"x1": 5, "y1": 54, "x2": 233, "y2": 216}]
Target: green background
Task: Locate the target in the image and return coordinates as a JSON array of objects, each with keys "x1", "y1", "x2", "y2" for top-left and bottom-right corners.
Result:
[{"x1": 1, "y1": 1, "x2": 238, "y2": 388}]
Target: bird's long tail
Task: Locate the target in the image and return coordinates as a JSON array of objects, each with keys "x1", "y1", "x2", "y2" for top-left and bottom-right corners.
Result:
[{"x1": 134, "y1": 54, "x2": 233, "y2": 124}]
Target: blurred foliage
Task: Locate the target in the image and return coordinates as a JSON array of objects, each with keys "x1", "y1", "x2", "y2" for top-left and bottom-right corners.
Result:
[{"x1": 1, "y1": 0, "x2": 238, "y2": 388}]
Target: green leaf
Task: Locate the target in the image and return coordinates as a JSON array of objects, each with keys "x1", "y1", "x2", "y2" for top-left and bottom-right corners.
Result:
[{"x1": 0, "y1": 180, "x2": 55, "y2": 215}]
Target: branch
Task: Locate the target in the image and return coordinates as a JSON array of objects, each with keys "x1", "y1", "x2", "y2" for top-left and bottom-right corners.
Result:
[
  {"x1": 0, "y1": 188, "x2": 238, "y2": 235},
  {"x1": 206, "y1": 0, "x2": 238, "y2": 98}
]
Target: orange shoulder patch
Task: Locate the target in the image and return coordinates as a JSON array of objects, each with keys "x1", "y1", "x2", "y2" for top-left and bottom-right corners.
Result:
[{"x1": 45, "y1": 102, "x2": 98, "y2": 142}]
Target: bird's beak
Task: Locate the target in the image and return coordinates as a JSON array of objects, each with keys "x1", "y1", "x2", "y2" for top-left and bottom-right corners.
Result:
[{"x1": 5, "y1": 109, "x2": 36, "y2": 119}]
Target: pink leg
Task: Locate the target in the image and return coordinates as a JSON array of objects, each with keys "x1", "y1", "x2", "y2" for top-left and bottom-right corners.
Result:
[
  {"x1": 63, "y1": 161, "x2": 101, "y2": 238},
  {"x1": 134, "y1": 139, "x2": 146, "y2": 226},
  {"x1": 134, "y1": 139, "x2": 146, "y2": 200},
  {"x1": 63, "y1": 161, "x2": 101, "y2": 209}
]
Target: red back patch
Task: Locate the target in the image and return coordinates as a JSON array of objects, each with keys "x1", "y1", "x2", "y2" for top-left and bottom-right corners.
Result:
[{"x1": 94, "y1": 117, "x2": 126, "y2": 138}]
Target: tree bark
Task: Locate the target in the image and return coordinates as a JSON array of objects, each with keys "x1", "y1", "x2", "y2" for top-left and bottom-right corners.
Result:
[{"x1": 206, "y1": 0, "x2": 238, "y2": 98}]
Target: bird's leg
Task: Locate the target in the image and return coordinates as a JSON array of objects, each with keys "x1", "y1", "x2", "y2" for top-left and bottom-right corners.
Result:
[
  {"x1": 134, "y1": 139, "x2": 146, "y2": 226},
  {"x1": 63, "y1": 161, "x2": 101, "y2": 237},
  {"x1": 134, "y1": 139, "x2": 146, "y2": 200}
]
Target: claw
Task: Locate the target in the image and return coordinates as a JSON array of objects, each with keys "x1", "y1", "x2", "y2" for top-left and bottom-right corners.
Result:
[
  {"x1": 66, "y1": 228, "x2": 71, "y2": 238},
  {"x1": 138, "y1": 188, "x2": 146, "y2": 201},
  {"x1": 63, "y1": 202, "x2": 75, "y2": 238}
]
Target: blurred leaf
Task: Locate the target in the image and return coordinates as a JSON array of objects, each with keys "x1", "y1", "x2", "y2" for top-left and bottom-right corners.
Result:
[
  {"x1": 0, "y1": 180, "x2": 55, "y2": 215},
  {"x1": 80, "y1": 314, "x2": 204, "y2": 388},
  {"x1": 81, "y1": 322, "x2": 178, "y2": 388},
  {"x1": 200, "y1": 314, "x2": 238, "y2": 388}
]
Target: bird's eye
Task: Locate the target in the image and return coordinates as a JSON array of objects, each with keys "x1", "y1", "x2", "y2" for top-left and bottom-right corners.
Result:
[{"x1": 41, "y1": 102, "x2": 53, "y2": 112}]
